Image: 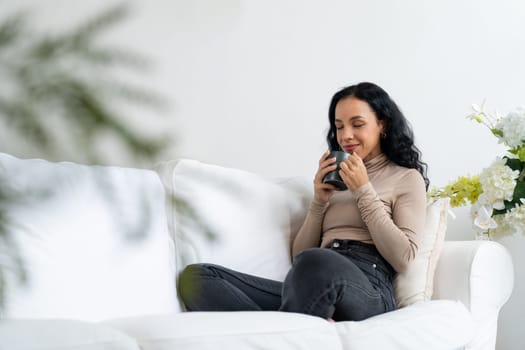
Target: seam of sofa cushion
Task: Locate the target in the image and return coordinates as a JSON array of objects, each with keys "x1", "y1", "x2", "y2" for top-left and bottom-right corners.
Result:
[
  {"x1": 14, "y1": 340, "x2": 140, "y2": 350},
  {"x1": 128, "y1": 324, "x2": 337, "y2": 343}
]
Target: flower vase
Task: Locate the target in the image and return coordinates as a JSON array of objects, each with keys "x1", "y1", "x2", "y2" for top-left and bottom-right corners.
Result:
[{"x1": 475, "y1": 231, "x2": 491, "y2": 240}]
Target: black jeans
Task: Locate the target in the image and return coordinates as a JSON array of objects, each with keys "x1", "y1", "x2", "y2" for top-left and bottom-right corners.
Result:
[{"x1": 178, "y1": 239, "x2": 396, "y2": 321}]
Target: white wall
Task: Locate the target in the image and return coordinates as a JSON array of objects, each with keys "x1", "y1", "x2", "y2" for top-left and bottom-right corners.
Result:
[{"x1": 2, "y1": 1, "x2": 524, "y2": 349}]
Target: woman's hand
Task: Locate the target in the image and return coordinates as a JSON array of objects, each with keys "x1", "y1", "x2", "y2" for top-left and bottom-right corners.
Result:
[
  {"x1": 339, "y1": 153, "x2": 369, "y2": 191},
  {"x1": 313, "y1": 151, "x2": 337, "y2": 204}
]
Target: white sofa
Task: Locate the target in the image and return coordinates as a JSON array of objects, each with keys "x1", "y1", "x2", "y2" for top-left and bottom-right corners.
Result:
[{"x1": 0, "y1": 153, "x2": 514, "y2": 350}]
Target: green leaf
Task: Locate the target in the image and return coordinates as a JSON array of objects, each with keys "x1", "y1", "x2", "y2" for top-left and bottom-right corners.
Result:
[
  {"x1": 30, "y1": 4, "x2": 130, "y2": 60},
  {"x1": 492, "y1": 208, "x2": 507, "y2": 216},
  {"x1": 0, "y1": 97, "x2": 53, "y2": 149},
  {"x1": 64, "y1": 3, "x2": 129, "y2": 45},
  {"x1": 505, "y1": 157, "x2": 523, "y2": 172},
  {"x1": 513, "y1": 181, "x2": 525, "y2": 203},
  {"x1": 518, "y1": 147, "x2": 525, "y2": 162},
  {"x1": 73, "y1": 46, "x2": 150, "y2": 70},
  {"x1": 0, "y1": 12, "x2": 26, "y2": 48},
  {"x1": 494, "y1": 181, "x2": 525, "y2": 216},
  {"x1": 491, "y1": 128, "x2": 504, "y2": 137}
]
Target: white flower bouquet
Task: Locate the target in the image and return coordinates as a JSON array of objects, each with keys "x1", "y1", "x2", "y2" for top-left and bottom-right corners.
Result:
[{"x1": 429, "y1": 101, "x2": 525, "y2": 239}]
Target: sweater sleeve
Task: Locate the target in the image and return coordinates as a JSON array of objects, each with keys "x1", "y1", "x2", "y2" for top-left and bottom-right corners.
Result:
[
  {"x1": 291, "y1": 199, "x2": 328, "y2": 259},
  {"x1": 353, "y1": 170, "x2": 427, "y2": 272}
]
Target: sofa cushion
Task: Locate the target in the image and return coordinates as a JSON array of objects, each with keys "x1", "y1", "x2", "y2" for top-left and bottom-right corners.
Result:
[
  {"x1": 157, "y1": 159, "x2": 294, "y2": 281},
  {"x1": 393, "y1": 199, "x2": 448, "y2": 308},
  {"x1": 335, "y1": 300, "x2": 473, "y2": 350},
  {"x1": 0, "y1": 319, "x2": 140, "y2": 350},
  {"x1": 103, "y1": 311, "x2": 342, "y2": 350},
  {"x1": 0, "y1": 152, "x2": 180, "y2": 321}
]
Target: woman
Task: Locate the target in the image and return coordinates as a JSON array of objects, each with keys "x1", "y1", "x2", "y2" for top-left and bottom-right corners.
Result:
[{"x1": 178, "y1": 82, "x2": 428, "y2": 321}]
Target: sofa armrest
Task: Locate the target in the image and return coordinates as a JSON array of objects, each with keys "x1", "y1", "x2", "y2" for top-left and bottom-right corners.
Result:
[
  {"x1": 433, "y1": 240, "x2": 514, "y2": 349},
  {"x1": 434, "y1": 241, "x2": 513, "y2": 311}
]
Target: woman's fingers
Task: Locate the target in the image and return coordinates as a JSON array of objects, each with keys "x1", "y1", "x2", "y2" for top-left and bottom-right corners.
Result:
[
  {"x1": 318, "y1": 150, "x2": 330, "y2": 163},
  {"x1": 347, "y1": 153, "x2": 363, "y2": 167},
  {"x1": 320, "y1": 158, "x2": 337, "y2": 171},
  {"x1": 339, "y1": 154, "x2": 368, "y2": 191},
  {"x1": 316, "y1": 181, "x2": 337, "y2": 191},
  {"x1": 319, "y1": 183, "x2": 337, "y2": 191},
  {"x1": 315, "y1": 151, "x2": 337, "y2": 182},
  {"x1": 339, "y1": 162, "x2": 353, "y2": 178},
  {"x1": 314, "y1": 152, "x2": 339, "y2": 202},
  {"x1": 341, "y1": 154, "x2": 363, "y2": 171}
]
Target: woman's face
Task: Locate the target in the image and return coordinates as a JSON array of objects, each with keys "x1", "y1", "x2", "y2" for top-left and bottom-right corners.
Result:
[{"x1": 334, "y1": 97, "x2": 384, "y2": 162}]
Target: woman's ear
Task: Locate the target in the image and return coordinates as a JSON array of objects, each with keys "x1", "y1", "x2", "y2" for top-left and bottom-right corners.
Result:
[{"x1": 379, "y1": 120, "x2": 387, "y2": 138}]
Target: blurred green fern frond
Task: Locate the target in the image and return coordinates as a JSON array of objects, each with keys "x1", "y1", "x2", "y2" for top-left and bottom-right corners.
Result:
[{"x1": 0, "y1": 2, "x2": 171, "y2": 164}]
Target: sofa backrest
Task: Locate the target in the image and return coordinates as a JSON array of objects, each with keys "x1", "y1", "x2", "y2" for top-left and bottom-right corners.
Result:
[
  {"x1": 0, "y1": 153, "x2": 180, "y2": 321},
  {"x1": 156, "y1": 158, "x2": 312, "y2": 283},
  {"x1": 0, "y1": 152, "x2": 448, "y2": 321}
]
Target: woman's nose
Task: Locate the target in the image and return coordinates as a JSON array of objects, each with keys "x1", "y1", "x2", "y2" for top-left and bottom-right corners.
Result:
[{"x1": 342, "y1": 128, "x2": 353, "y2": 140}]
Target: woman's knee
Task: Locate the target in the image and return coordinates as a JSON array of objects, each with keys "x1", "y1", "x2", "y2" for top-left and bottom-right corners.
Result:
[
  {"x1": 177, "y1": 264, "x2": 212, "y2": 305},
  {"x1": 291, "y1": 248, "x2": 340, "y2": 280}
]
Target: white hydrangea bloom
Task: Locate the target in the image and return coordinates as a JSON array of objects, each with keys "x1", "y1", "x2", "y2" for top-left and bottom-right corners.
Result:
[
  {"x1": 490, "y1": 207, "x2": 525, "y2": 238},
  {"x1": 504, "y1": 205, "x2": 525, "y2": 235},
  {"x1": 479, "y1": 158, "x2": 519, "y2": 204},
  {"x1": 490, "y1": 214, "x2": 515, "y2": 239},
  {"x1": 495, "y1": 107, "x2": 525, "y2": 148}
]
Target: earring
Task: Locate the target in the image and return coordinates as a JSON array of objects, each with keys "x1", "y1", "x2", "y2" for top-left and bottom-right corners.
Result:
[{"x1": 381, "y1": 132, "x2": 387, "y2": 139}]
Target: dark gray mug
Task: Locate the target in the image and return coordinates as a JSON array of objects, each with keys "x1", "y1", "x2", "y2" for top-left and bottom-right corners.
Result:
[{"x1": 322, "y1": 150, "x2": 350, "y2": 190}]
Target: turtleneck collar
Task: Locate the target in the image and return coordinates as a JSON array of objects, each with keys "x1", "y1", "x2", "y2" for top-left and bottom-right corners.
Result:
[{"x1": 364, "y1": 153, "x2": 389, "y2": 174}]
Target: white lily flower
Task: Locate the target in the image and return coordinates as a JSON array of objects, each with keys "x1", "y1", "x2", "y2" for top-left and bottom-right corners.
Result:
[{"x1": 473, "y1": 205, "x2": 498, "y2": 230}]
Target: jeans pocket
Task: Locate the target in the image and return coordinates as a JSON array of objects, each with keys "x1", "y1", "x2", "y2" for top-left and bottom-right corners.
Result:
[{"x1": 348, "y1": 253, "x2": 380, "y2": 280}]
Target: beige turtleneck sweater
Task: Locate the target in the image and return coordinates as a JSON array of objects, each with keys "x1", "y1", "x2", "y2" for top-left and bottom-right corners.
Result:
[{"x1": 292, "y1": 153, "x2": 427, "y2": 273}]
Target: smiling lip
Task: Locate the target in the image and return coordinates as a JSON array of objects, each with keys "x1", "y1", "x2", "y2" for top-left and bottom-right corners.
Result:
[{"x1": 343, "y1": 145, "x2": 358, "y2": 153}]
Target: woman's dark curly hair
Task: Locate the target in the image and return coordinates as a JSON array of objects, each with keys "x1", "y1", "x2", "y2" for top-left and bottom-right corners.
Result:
[{"x1": 326, "y1": 82, "x2": 429, "y2": 190}]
